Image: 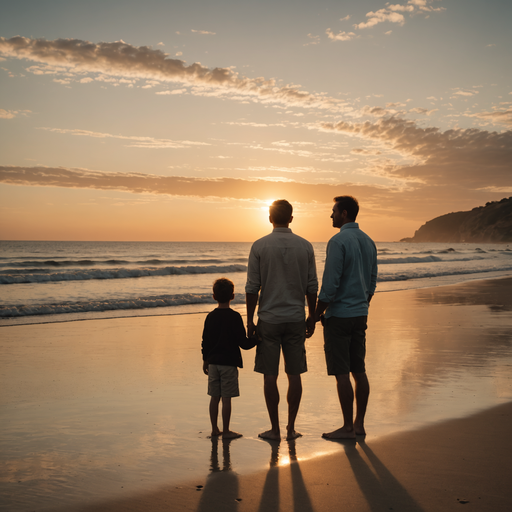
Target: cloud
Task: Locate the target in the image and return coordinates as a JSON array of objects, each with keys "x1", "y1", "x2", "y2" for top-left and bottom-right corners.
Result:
[
  {"x1": 304, "y1": 33, "x2": 320, "y2": 46},
  {"x1": 326, "y1": 29, "x2": 356, "y2": 41},
  {"x1": 191, "y1": 29, "x2": 216, "y2": 35},
  {"x1": 452, "y1": 89, "x2": 479, "y2": 98},
  {"x1": 0, "y1": 165, "x2": 391, "y2": 205},
  {"x1": 0, "y1": 36, "x2": 347, "y2": 112},
  {"x1": 0, "y1": 108, "x2": 31, "y2": 119},
  {"x1": 408, "y1": 107, "x2": 438, "y2": 115},
  {"x1": 355, "y1": 9, "x2": 406, "y2": 29},
  {"x1": 0, "y1": 108, "x2": 16, "y2": 119},
  {"x1": 2, "y1": 165, "x2": 508, "y2": 225},
  {"x1": 324, "y1": 1, "x2": 446, "y2": 38},
  {"x1": 318, "y1": 117, "x2": 512, "y2": 189},
  {"x1": 37, "y1": 127, "x2": 210, "y2": 148},
  {"x1": 340, "y1": 15, "x2": 351, "y2": 21},
  {"x1": 469, "y1": 109, "x2": 512, "y2": 127}
]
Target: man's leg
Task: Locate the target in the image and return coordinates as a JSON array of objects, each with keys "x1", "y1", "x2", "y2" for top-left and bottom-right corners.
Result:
[
  {"x1": 286, "y1": 373, "x2": 303, "y2": 440},
  {"x1": 322, "y1": 373, "x2": 356, "y2": 439},
  {"x1": 221, "y1": 396, "x2": 242, "y2": 439},
  {"x1": 209, "y1": 396, "x2": 221, "y2": 437},
  {"x1": 353, "y1": 372, "x2": 369, "y2": 436},
  {"x1": 259, "y1": 374, "x2": 281, "y2": 440}
]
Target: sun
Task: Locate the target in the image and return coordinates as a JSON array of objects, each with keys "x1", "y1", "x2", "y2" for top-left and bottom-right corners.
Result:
[{"x1": 261, "y1": 198, "x2": 276, "y2": 210}]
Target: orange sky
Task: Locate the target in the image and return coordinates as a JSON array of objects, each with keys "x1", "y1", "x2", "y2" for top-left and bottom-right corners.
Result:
[{"x1": 1, "y1": 0, "x2": 511, "y2": 241}]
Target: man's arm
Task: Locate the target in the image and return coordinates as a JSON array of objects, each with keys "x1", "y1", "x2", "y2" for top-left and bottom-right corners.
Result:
[
  {"x1": 305, "y1": 292, "x2": 317, "y2": 338},
  {"x1": 314, "y1": 299, "x2": 329, "y2": 323},
  {"x1": 246, "y1": 292, "x2": 258, "y2": 337}
]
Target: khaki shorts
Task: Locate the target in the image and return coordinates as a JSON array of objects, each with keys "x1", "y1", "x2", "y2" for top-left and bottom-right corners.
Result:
[
  {"x1": 323, "y1": 316, "x2": 367, "y2": 375},
  {"x1": 254, "y1": 320, "x2": 307, "y2": 376},
  {"x1": 208, "y1": 365, "x2": 239, "y2": 397}
]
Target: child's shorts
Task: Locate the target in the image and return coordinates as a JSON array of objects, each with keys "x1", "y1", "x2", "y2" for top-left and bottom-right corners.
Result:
[{"x1": 207, "y1": 364, "x2": 240, "y2": 397}]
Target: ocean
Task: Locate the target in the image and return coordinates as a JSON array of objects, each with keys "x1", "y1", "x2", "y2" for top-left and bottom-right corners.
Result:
[{"x1": 1, "y1": 240, "x2": 511, "y2": 326}]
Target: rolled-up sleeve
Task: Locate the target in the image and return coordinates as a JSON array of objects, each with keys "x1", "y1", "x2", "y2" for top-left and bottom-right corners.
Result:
[
  {"x1": 369, "y1": 247, "x2": 378, "y2": 295},
  {"x1": 307, "y1": 248, "x2": 318, "y2": 294},
  {"x1": 318, "y1": 240, "x2": 344, "y2": 303},
  {"x1": 245, "y1": 246, "x2": 261, "y2": 294}
]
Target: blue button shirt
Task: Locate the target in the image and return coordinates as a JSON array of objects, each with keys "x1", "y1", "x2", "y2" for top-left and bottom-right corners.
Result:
[{"x1": 318, "y1": 223, "x2": 377, "y2": 318}]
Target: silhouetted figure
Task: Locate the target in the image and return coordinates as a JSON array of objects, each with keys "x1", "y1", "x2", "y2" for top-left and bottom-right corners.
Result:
[
  {"x1": 314, "y1": 196, "x2": 377, "y2": 438},
  {"x1": 246, "y1": 200, "x2": 318, "y2": 441},
  {"x1": 202, "y1": 278, "x2": 256, "y2": 439}
]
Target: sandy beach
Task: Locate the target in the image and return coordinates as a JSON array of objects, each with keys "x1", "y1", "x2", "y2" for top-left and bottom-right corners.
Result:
[{"x1": 1, "y1": 277, "x2": 512, "y2": 511}]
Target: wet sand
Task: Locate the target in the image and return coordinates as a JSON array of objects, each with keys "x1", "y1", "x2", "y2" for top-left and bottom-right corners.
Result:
[{"x1": 1, "y1": 277, "x2": 511, "y2": 511}]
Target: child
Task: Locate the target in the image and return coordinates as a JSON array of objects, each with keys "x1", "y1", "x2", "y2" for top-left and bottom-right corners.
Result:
[{"x1": 202, "y1": 277, "x2": 256, "y2": 439}]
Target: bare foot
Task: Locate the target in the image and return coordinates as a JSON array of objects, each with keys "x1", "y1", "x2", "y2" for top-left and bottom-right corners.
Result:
[
  {"x1": 208, "y1": 428, "x2": 221, "y2": 438},
  {"x1": 354, "y1": 425, "x2": 366, "y2": 436},
  {"x1": 322, "y1": 426, "x2": 356, "y2": 439},
  {"x1": 258, "y1": 429, "x2": 281, "y2": 441},
  {"x1": 222, "y1": 430, "x2": 242, "y2": 439},
  {"x1": 286, "y1": 430, "x2": 302, "y2": 441}
]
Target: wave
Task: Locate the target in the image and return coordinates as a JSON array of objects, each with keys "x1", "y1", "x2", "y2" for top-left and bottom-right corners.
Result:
[
  {"x1": 0, "y1": 264, "x2": 248, "y2": 284},
  {"x1": 3, "y1": 266, "x2": 512, "y2": 319},
  {"x1": 0, "y1": 293, "x2": 218, "y2": 318},
  {"x1": 377, "y1": 255, "x2": 486, "y2": 265},
  {"x1": 0, "y1": 257, "x2": 248, "y2": 268}
]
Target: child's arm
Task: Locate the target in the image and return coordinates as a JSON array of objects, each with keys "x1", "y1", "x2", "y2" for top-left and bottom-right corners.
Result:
[{"x1": 202, "y1": 315, "x2": 211, "y2": 374}]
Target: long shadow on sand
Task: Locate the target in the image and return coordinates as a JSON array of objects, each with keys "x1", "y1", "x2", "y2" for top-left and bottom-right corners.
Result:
[
  {"x1": 337, "y1": 439, "x2": 425, "y2": 512},
  {"x1": 256, "y1": 439, "x2": 314, "y2": 512}
]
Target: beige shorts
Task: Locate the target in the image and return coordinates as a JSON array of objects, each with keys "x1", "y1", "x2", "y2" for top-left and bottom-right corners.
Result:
[
  {"x1": 207, "y1": 364, "x2": 240, "y2": 397},
  {"x1": 254, "y1": 320, "x2": 307, "y2": 376}
]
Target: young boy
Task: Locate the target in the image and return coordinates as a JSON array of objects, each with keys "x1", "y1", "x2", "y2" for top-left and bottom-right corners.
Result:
[{"x1": 202, "y1": 278, "x2": 256, "y2": 439}]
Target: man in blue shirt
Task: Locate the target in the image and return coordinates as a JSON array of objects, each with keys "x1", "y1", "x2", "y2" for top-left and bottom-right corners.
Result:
[{"x1": 314, "y1": 196, "x2": 377, "y2": 439}]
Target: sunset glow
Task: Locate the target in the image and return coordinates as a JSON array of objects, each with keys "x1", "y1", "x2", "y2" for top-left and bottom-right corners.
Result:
[{"x1": 0, "y1": 0, "x2": 510, "y2": 242}]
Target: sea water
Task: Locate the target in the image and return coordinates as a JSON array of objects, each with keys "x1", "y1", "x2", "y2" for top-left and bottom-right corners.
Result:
[{"x1": 1, "y1": 240, "x2": 511, "y2": 325}]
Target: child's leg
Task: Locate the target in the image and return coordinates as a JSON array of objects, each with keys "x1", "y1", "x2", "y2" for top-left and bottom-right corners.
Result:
[
  {"x1": 209, "y1": 396, "x2": 221, "y2": 436},
  {"x1": 221, "y1": 397, "x2": 242, "y2": 439}
]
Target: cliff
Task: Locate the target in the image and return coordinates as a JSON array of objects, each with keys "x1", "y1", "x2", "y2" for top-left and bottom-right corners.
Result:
[{"x1": 401, "y1": 197, "x2": 512, "y2": 243}]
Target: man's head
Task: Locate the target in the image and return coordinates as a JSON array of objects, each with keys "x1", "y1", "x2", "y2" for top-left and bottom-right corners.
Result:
[
  {"x1": 331, "y1": 195, "x2": 359, "y2": 228},
  {"x1": 269, "y1": 199, "x2": 293, "y2": 227},
  {"x1": 213, "y1": 277, "x2": 235, "y2": 304}
]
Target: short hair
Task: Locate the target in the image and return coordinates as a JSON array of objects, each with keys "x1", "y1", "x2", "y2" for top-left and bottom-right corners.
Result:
[
  {"x1": 269, "y1": 199, "x2": 293, "y2": 225},
  {"x1": 334, "y1": 195, "x2": 359, "y2": 221},
  {"x1": 213, "y1": 277, "x2": 234, "y2": 303}
]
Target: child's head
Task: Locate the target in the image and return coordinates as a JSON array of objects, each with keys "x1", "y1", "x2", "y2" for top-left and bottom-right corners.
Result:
[{"x1": 213, "y1": 277, "x2": 235, "y2": 304}]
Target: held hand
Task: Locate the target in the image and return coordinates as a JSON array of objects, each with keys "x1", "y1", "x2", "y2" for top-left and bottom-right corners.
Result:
[
  {"x1": 203, "y1": 361, "x2": 209, "y2": 375},
  {"x1": 247, "y1": 320, "x2": 256, "y2": 338},
  {"x1": 305, "y1": 315, "x2": 316, "y2": 338}
]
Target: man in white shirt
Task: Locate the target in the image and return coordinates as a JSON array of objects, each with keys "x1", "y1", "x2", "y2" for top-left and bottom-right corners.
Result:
[{"x1": 246, "y1": 200, "x2": 318, "y2": 440}]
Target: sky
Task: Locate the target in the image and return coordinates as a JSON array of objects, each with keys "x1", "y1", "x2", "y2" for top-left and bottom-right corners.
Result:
[{"x1": 0, "y1": 0, "x2": 511, "y2": 242}]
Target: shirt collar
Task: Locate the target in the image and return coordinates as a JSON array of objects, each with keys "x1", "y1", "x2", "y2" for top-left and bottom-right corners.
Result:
[
  {"x1": 339, "y1": 222, "x2": 359, "y2": 232},
  {"x1": 273, "y1": 227, "x2": 292, "y2": 233}
]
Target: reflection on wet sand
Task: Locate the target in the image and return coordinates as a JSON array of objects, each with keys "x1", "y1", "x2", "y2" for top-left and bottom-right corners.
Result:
[
  {"x1": 1, "y1": 278, "x2": 511, "y2": 510},
  {"x1": 197, "y1": 437, "x2": 239, "y2": 512}
]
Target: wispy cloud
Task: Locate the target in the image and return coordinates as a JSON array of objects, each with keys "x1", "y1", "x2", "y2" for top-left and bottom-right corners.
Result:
[
  {"x1": 0, "y1": 36, "x2": 348, "y2": 112},
  {"x1": 469, "y1": 109, "x2": 512, "y2": 127},
  {"x1": 327, "y1": 0, "x2": 445, "y2": 41},
  {"x1": 0, "y1": 165, "x2": 388, "y2": 204},
  {"x1": 326, "y1": 29, "x2": 356, "y2": 42},
  {"x1": 37, "y1": 127, "x2": 210, "y2": 148},
  {"x1": 191, "y1": 29, "x2": 216, "y2": 35},
  {"x1": 0, "y1": 108, "x2": 31, "y2": 119}
]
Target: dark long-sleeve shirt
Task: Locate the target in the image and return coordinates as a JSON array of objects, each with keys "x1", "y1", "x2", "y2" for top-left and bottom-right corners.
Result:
[{"x1": 201, "y1": 308, "x2": 254, "y2": 368}]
